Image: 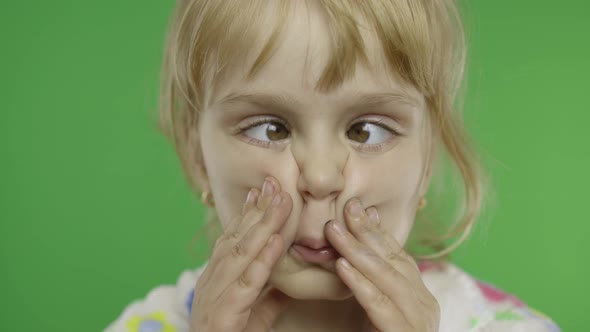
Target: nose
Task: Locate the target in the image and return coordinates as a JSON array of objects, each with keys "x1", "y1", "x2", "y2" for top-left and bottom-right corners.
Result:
[{"x1": 292, "y1": 135, "x2": 348, "y2": 201}]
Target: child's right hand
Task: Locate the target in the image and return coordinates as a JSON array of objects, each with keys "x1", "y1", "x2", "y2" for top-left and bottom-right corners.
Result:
[{"x1": 190, "y1": 176, "x2": 293, "y2": 332}]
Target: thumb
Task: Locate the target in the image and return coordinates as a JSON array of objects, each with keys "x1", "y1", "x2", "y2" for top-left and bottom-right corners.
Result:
[{"x1": 247, "y1": 287, "x2": 291, "y2": 331}]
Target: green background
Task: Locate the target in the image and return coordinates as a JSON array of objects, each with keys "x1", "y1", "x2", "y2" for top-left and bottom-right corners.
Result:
[{"x1": 1, "y1": 1, "x2": 587, "y2": 331}]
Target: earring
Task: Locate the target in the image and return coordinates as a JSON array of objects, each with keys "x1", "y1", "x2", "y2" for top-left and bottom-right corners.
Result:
[
  {"x1": 201, "y1": 191, "x2": 215, "y2": 207},
  {"x1": 418, "y1": 197, "x2": 427, "y2": 210}
]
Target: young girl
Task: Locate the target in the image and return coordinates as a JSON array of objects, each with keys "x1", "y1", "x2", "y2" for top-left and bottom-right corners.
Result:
[{"x1": 106, "y1": 0, "x2": 561, "y2": 331}]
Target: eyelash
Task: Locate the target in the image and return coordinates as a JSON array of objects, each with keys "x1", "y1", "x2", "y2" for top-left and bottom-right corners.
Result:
[{"x1": 236, "y1": 117, "x2": 402, "y2": 152}]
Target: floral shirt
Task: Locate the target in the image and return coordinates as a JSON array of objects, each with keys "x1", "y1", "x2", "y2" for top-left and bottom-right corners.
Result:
[{"x1": 104, "y1": 261, "x2": 561, "y2": 332}]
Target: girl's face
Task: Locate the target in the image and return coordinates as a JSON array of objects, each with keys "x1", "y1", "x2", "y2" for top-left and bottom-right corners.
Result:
[{"x1": 197, "y1": 1, "x2": 432, "y2": 300}]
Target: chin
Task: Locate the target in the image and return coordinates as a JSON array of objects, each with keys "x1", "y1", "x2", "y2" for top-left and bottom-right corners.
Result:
[{"x1": 268, "y1": 255, "x2": 353, "y2": 300}]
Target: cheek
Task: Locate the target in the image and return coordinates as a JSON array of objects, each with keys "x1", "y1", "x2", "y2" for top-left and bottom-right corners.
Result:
[
  {"x1": 356, "y1": 148, "x2": 424, "y2": 204},
  {"x1": 199, "y1": 125, "x2": 250, "y2": 226},
  {"x1": 200, "y1": 130, "x2": 296, "y2": 227},
  {"x1": 204, "y1": 155, "x2": 257, "y2": 227},
  {"x1": 352, "y1": 149, "x2": 423, "y2": 244}
]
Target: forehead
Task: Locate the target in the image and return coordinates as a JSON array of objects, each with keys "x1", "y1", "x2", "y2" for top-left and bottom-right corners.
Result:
[{"x1": 208, "y1": 1, "x2": 425, "y2": 110}]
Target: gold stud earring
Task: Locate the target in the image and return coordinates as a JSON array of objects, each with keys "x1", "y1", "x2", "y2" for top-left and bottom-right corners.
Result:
[
  {"x1": 418, "y1": 197, "x2": 427, "y2": 210},
  {"x1": 201, "y1": 191, "x2": 215, "y2": 207}
]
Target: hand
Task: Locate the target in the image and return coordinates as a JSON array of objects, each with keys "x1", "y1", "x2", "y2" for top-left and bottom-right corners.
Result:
[
  {"x1": 325, "y1": 198, "x2": 440, "y2": 332},
  {"x1": 190, "y1": 176, "x2": 293, "y2": 332}
]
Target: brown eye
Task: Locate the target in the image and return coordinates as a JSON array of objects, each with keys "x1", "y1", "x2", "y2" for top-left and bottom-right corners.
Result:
[
  {"x1": 242, "y1": 120, "x2": 290, "y2": 142},
  {"x1": 266, "y1": 122, "x2": 289, "y2": 140},
  {"x1": 347, "y1": 122, "x2": 394, "y2": 144},
  {"x1": 347, "y1": 123, "x2": 370, "y2": 143}
]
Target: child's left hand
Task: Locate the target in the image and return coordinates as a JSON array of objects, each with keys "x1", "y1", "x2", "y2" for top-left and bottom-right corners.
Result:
[{"x1": 325, "y1": 198, "x2": 440, "y2": 332}]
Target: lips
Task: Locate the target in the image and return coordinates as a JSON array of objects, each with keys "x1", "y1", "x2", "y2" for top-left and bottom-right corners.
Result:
[{"x1": 290, "y1": 244, "x2": 339, "y2": 264}]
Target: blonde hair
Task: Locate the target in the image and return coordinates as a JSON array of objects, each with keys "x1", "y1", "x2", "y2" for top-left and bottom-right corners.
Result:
[{"x1": 156, "y1": 0, "x2": 489, "y2": 261}]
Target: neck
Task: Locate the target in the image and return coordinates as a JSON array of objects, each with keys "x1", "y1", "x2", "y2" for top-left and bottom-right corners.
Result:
[{"x1": 272, "y1": 296, "x2": 368, "y2": 332}]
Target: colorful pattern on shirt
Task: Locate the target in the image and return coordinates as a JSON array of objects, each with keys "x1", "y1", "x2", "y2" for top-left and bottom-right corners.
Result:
[
  {"x1": 125, "y1": 311, "x2": 177, "y2": 332},
  {"x1": 105, "y1": 261, "x2": 561, "y2": 332}
]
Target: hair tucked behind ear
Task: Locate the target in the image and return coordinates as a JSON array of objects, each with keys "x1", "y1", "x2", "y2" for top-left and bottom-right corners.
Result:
[{"x1": 156, "y1": 0, "x2": 490, "y2": 262}]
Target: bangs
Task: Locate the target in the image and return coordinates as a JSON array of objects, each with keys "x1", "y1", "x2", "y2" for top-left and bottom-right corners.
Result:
[{"x1": 175, "y1": 0, "x2": 461, "y2": 111}]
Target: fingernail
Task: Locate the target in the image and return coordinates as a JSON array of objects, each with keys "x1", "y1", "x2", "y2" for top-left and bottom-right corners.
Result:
[
  {"x1": 245, "y1": 188, "x2": 255, "y2": 204},
  {"x1": 330, "y1": 220, "x2": 346, "y2": 235},
  {"x1": 347, "y1": 199, "x2": 362, "y2": 218},
  {"x1": 262, "y1": 178, "x2": 274, "y2": 197},
  {"x1": 271, "y1": 193, "x2": 282, "y2": 207},
  {"x1": 367, "y1": 207, "x2": 379, "y2": 225}
]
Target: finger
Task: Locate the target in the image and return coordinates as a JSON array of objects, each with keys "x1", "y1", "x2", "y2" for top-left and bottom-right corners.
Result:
[
  {"x1": 335, "y1": 257, "x2": 411, "y2": 331},
  {"x1": 209, "y1": 234, "x2": 284, "y2": 331},
  {"x1": 221, "y1": 177, "x2": 280, "y2": 252},
  {"x1": 242, "y1": 188, "x2": 260, "y2": 215},
  {"x1": 198, "y1": 187, "x2": 262, "y2": 287},
  {"x1": 366, "y1": 206, "x2": 420, "y2": 273},
  {"x1": 201, "y1": 177, "x2": 283, "y2": 290},
  {"x1": 342, "y1": 199, "x2": 430, "y2": 299},
  {"x1": 364, "y1": 207, "x2": 432, "y2": 305},
  {"x1": 345, "y1": 205, "x2": 437, "y2": 319},
  {"x1": 217, "y1": 234, "x2": 283, "y2": 311},
  {"x1": 206, "y1": 191, "x2": 292, "y2": 301},
  {"x1": 326, "y1": 218, "x2": 426, "y2": 321},
  {"x1": 343, "y1": 199, "x2": 405, "y2": 262},
  {"x1": 242, "y1": 177, "x2": 281, "y2": 245},
  {"x1": 210, "y1": 177, "x2": 281, "y2": 263},
  {"x1": 212, "y1": 188, "x2": 261, "y2": 257},
  {"x1": 257, "y1": 176, "x2": 280, "y2": 210},
  {"x1": 209, "y1": 188, "x2": 260, "y2": 260},
  {"x1": 215, "y1": 235, "x2": 287, "y2": 324}
]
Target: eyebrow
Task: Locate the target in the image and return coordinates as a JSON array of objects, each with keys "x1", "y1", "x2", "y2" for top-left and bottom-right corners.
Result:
[{"x1": 215, "y1": 90, "x2": 422, "y2": 114}]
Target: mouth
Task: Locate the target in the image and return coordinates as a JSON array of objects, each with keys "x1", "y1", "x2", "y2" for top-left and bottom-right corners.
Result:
[{"x1": 289, "y1": 244, "x2": 340, "y2": 265}]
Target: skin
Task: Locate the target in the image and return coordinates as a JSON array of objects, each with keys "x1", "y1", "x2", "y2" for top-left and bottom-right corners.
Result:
[{"x1": 190, "y1": 1, "x2": 439, "y2": 331}]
